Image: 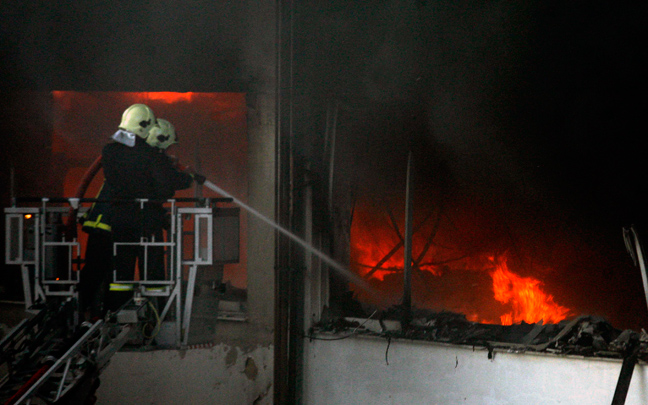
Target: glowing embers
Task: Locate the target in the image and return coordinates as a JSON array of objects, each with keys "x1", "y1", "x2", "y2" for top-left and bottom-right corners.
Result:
[{"x1": 490, "y1": 255, "x2": 571, "y2": 325}]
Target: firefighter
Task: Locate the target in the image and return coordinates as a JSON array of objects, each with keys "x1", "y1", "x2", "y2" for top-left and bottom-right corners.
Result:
[
  {"x1": 146, "y1": 118, "x2": 206, "y2": 183},
  {"x1": 102, "y1": 105, "x2": 196, "y2": 309}
]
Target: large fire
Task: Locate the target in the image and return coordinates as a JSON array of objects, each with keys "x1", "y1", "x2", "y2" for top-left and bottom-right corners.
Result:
[
  {"x1": 350, "y1": 203, "x2": 572, "y2": 325},
  {"x1": 490, "y1": 256, "x2": 571, "y2": 325}
]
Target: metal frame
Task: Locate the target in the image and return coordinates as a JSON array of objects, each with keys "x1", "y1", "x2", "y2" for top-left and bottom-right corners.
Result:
[
  {"x1": 3, "y1": 315, "x2": 138, "y2": 405},
  {"x1": 5, "y1": 198, "x2": 218, "y2": 348},
  {"x1": 12, "y1": 320, "x2": 105, "y2": 404},
  {"x1": 6, "y1": 207, "x2": 41, "y2": 308},
  {"x1": 178, "y1": 207, "x2": 213, "y2": 346},
  {"x1": 106, "y1": 203, "x2": 215, "y2": 346},
  {"x1": 2, "y1": 198, "x2": 231, "y2": 404},
  {"x1": 623, "y1": 225, "x2": 648, "y2": 315}
]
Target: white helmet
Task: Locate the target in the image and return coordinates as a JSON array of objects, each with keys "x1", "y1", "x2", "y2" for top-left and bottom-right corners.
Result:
[
  {"x1": 146, "y1": 119, "x2": 177, "y2": 149},
  {"x1": 119, "y1": 104, "x2": 156, "y2": 138}
]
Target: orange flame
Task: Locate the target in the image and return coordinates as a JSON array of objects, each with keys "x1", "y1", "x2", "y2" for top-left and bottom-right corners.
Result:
[{"x1": 490, "y1": 256, "x2": 570, "y2": 325}]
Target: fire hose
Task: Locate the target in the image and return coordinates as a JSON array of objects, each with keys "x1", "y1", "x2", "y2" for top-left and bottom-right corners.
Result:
[
  {"x1": 64, "y1": 155, "x2": 103, "y2": 239},
  {"x1": 3, "y1": 365, "x2": 51, "y2": 405}
]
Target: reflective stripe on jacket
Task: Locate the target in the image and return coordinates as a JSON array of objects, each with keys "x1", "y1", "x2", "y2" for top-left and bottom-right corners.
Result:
[
  {"x1": 81, "y1": 182, "x2": 112, "y2": 234},
  {"x1": 82, "y1": 213, "x2": 112, "y2": 232}
]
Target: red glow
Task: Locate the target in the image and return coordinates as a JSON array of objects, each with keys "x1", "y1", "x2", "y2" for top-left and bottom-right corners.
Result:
[
  {"x1": 350, "y1": 201, "x2": 572, "y2": 325},
  {"x1": 351, "y1": 203, "x2": 441, "y2": 281},
  {"x1": 139, "y1": 92, "x2": 195, "y2": 103},
  {"x1": 53, "y1": 90, "x2": 196, "y2": 104},
  {"x1": 490, "y1": 255, "x2": 571, "y2": 325}
]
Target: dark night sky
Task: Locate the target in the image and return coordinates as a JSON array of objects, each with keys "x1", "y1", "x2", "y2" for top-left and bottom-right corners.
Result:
[{"x1": 2, "y1": 0, "x2": 648, "y2": 328}]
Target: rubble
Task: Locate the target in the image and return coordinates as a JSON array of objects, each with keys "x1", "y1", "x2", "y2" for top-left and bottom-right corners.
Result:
[{"x1": 310, "y1": 309, "x2": 648, "y2": 361}]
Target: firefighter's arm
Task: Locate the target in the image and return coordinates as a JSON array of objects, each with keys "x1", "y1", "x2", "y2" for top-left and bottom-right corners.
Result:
[
  {"x1": 190, "y1": 172, "x2": 206, "y2": 185},
  {"x1": 170, "y1": 157, "x2": 206, "y2": 185},
  {"x1": 150, "y1": 152, "x2": 193, "y2": 192}
]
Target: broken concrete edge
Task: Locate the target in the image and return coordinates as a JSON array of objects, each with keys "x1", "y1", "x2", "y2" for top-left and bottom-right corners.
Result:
[
  {"x1": 305, "y1": 330, "x2": 648, "y2": 366},
  {"x1": 310, "y1": 313, "x2": 648, "y2": 362},
  {"x1": 343, "y1": 317, "x2": 402, "y2": 333}
]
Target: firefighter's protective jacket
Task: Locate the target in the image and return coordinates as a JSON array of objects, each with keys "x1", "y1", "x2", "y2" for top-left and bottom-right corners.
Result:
[{"x1": 102, "y1": 137, "x2": 193, "y2": 238}]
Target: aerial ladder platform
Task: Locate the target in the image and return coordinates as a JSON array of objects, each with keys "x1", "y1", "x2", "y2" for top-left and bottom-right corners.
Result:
[{"x1": 1, "y1": 196, "x2": 233, "y2": 404}]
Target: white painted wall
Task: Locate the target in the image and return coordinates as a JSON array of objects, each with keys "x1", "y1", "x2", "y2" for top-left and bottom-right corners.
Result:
[
  {"x1": 96, "y1": 344, "x2": 273, "y2": 405},
  {"x1": 304, "y1": 335, "x2": 648, "y2": 405}
]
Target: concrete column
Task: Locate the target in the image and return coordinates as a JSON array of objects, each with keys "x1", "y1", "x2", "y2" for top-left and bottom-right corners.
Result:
[{"x1": 242, "y1": 0, "x2": 277, "y2": 335}]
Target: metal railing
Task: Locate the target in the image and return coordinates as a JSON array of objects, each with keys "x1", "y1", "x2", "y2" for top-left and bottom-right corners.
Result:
[{"x1": 5, "y1": 197, "x2": 233, "y2": 346}]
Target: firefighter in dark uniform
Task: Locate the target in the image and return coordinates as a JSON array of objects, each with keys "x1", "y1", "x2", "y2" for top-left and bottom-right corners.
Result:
[
  {"x1": 138, "y1": 118, "x2": 204, "y2": 282},
  {"x1": 101, "y1": 105, "x2": 196, "y2": 308}
]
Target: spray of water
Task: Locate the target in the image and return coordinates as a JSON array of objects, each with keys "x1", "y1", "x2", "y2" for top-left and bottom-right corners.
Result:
[{"x1": 203, "y1": 180, "x2": 380, "y2": 297}]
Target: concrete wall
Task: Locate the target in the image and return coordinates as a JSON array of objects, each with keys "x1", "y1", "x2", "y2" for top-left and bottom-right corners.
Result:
[
  {"x1": 97, "y1": 344, "x2": 273, "y2": 405},
  {"x1": 304, "y1": 335, "x2": 648, "y2": 405}
]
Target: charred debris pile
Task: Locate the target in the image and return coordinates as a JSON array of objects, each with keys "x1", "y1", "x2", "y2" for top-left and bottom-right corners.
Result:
[{"x1": 309, "y1": 309, "x2": 648, "y2": 361}]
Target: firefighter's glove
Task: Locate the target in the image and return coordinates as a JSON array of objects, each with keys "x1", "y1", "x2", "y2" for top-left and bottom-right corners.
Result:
[{"x1": 192, "y1": 173, "x2": 206, "y2": 185}]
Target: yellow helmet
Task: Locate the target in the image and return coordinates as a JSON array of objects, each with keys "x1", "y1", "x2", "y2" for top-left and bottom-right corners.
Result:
[
  {"x1": 146, "y1": 118, "x2": 177, "y2": 149},
  {"x1": 119, "y1": 104, "x2": 156, "y2": 138}
]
